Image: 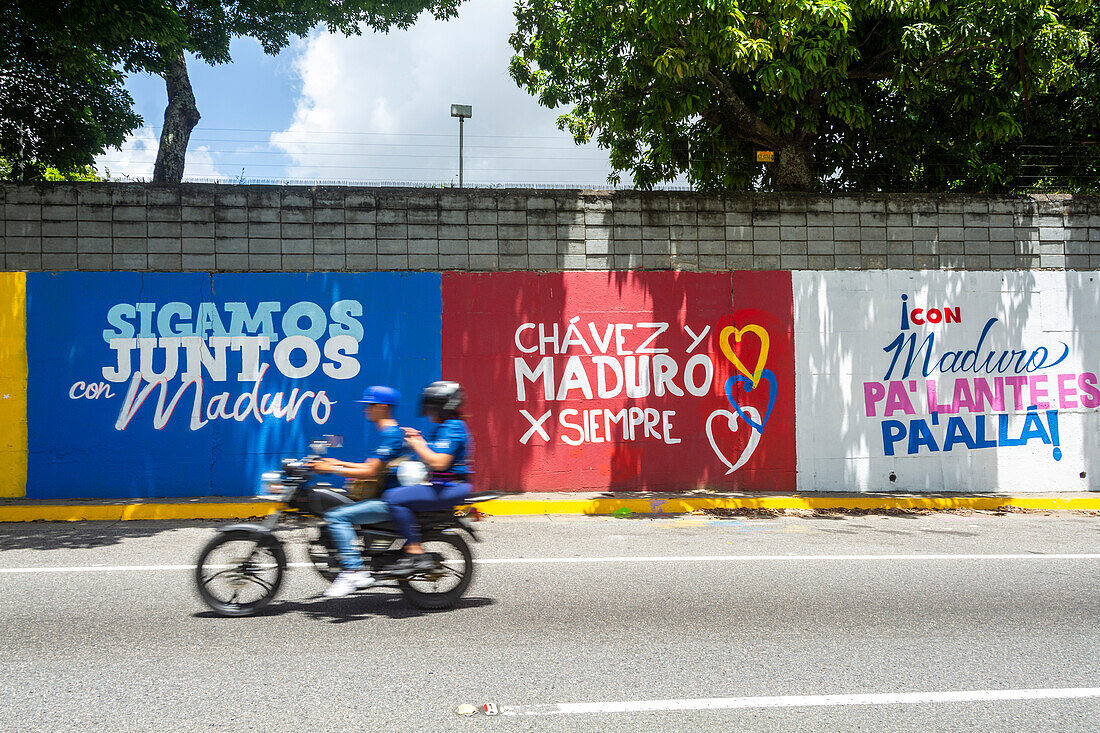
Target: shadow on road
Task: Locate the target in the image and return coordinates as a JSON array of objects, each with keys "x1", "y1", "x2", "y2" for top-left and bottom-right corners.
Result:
[
  {"x1": 0, "y1": 520, "x2": 216, "y2": 551},
  {"x1": 193, "y1": 594, "x2": 496, "y2": 623}
]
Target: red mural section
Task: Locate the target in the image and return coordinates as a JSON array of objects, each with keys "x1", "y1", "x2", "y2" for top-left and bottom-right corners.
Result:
[{"x1": 442, "y1": 271, "x2": 795, "y2": 492}]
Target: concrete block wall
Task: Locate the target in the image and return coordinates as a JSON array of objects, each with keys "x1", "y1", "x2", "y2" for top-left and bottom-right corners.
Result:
[{"x1": 2, "y1": 183, "x2": 1099, "y2": 271}]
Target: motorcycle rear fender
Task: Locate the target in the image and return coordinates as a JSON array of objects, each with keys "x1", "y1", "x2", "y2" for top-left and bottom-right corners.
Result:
[{"x1": 216, "y1": 522, "x2": 274, "y2": 538}]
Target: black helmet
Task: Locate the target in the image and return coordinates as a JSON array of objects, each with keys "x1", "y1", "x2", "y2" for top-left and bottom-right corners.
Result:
[{"x1": 419, "y1": 380, "x2": 465, "y2": 417}]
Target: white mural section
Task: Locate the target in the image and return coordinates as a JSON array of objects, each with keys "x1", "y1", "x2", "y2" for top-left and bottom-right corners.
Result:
[{"x1": 794, "y1": 271, "x2": 1100, "y2": 492}]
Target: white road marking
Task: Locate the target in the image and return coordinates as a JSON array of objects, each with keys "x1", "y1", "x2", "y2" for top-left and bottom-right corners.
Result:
[
  {"x1": 0, "y1": 553, "x2": 1099, "y2": 574},
  {"x1": 499, "y1": 687, "x2": 1100, "y2": 716}
]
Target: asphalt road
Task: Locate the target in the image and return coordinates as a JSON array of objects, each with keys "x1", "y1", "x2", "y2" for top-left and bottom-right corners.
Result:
[{"x1": 1, "y1": 511, "x2": 1098, "y2": 732}]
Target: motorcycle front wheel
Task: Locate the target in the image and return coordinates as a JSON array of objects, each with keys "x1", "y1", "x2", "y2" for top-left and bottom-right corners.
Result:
[
  {"x1": 195, "y1": 530, "x2": 286, "y2": 616},
  {"x1": 397, "y1": 530, "x2": 473, "y2": 610}
]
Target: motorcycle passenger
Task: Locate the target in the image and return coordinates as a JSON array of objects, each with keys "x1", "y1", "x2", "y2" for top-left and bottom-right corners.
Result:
[
  {"x1": 387, "y1": 381, "x2": 473, "y2": 576},
  {"x1": 310, "y1": 385, "x2": 405, "y2": 598}
]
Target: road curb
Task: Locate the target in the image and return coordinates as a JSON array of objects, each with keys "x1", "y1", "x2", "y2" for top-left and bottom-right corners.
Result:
[{"x1": 2, "y1": 494, "x2": 1099, "y2": 522}]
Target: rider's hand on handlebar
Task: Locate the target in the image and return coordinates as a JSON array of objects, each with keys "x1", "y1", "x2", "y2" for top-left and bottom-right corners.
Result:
[
  {"x1": 309, "y1": 457, "x2": 341, "y2": 474},
  {"x1": 402, "y1": 427, "x2": 425, "y2": 447}
]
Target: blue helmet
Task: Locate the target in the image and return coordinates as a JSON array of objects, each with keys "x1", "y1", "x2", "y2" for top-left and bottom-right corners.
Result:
[{"x1": 356, "y1": 385, "x2": 400, "y2": 406}]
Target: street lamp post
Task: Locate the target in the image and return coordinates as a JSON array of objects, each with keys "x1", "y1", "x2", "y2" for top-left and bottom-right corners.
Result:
[{"x1": 450, "y1": 104, "x2": 472, "y2": 187}]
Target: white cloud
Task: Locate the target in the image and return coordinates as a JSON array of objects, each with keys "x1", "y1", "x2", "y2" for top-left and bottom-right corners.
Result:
[
  {"x1": 271, "y1": 0, "x2": 619, "y2": 187},
  {"x1": 96, "y1": 127, "x2": 227, "y2": 182}
]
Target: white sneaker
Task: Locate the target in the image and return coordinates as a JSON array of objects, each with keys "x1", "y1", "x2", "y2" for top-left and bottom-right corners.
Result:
[{"x1": 323, "y1": 570, "x2": 375, "y2": 598}]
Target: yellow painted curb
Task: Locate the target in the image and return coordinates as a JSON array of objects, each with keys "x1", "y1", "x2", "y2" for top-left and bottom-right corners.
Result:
[
  {"x1": 3, "y1": 494, "x2": 1097, "y2": 522},
  {"x1": 468, "y1": 495, "x2": 1100, "y2": 516},
  {"x1": 0, "y1": 502, "x2": 281, "y2": 522}
]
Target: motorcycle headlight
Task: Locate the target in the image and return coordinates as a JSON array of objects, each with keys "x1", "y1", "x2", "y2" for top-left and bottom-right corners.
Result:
[{"x1": 259, "y1": 471, "x2": 284, "y2": 495}]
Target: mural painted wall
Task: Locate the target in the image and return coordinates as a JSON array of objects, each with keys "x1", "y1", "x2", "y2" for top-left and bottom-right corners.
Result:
[
  {"x1": 25, "y1": 272, "x2": 441, "y2": 498},
  {"x1": 2, "y1": 269, "x2": 1098, "y2": 499},
  {"x1": 794, "y1": 271, "x2": 1100, "y2": 492},
  {"x1": 441, "y1": 271, "x2": 797, "y2": 492}
]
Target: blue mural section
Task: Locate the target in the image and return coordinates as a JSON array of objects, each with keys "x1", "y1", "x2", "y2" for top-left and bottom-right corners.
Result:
[{"x1": 26, "y1": 272, "x2": 442, "y2": 499}]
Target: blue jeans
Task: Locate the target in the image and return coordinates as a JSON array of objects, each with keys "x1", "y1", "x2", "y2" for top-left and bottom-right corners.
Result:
[
  {"x1": 324, "y1": 499, "x2": 390, "y2": 571},
  {"x1": 384, "y1": 482, "x2": 472, "y2": 545}
]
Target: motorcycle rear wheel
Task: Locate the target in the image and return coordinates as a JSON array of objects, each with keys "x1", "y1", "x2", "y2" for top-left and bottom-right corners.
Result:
[
  {"x1": 397, "y1": 530, "x2": 473, "y2": 610},
  {"x1": 195, "y1": 530, "x2": 286, "y2": 617}
]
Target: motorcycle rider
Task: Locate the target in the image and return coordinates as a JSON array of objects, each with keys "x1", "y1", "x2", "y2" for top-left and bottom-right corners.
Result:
[
  {"x1": 310, "y1": 385, "x2": 405, "y2": 597},
  {"x1": 386, "y1": 381, "x2": 474, "y2": 575}
]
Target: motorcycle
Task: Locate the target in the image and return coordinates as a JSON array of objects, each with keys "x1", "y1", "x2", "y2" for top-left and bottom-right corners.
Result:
[{"x1": 194, "y1": 439, "x2": 501, "y2": 617}]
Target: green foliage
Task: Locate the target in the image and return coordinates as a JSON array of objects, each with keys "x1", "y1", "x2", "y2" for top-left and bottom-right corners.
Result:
[
  {"x1": 510, "y1": 0, "x2": 1099, "y2": 191},
  {"x1": 1, "y1": 0, "x2": 467, "y2": 180}
]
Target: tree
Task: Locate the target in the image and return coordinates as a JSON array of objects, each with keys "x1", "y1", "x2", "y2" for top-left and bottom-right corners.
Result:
[
  {"x1": 148, "y1": 0, "x2": 467, "y2": 182},
  {"x1": 509, "y1": 0, "x2": 1097, "y2": 192},
  {"x1": 0, "y1": 2, "x2": 178, "y2": 179}
]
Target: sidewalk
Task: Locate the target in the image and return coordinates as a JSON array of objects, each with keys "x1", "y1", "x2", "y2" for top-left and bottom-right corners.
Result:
[{"x1": 2, "y1": 491, "x2": 1099, "y2": 522}]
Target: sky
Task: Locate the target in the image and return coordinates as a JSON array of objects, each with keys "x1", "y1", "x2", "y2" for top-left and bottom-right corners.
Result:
[{"x1": 97, "y1": 0, "x2": 639, "y2": 189}]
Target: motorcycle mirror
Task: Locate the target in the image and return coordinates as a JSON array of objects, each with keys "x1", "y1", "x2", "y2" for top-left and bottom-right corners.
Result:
[{"x1": 324, "y1": 434, "x2": 343, "y2": 448}]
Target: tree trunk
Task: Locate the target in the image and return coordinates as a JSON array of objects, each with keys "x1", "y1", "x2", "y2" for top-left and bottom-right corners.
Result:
[
  {"x1": 775, "y1": 143, "x2": 812, "y2": 191},
  {"x1": 152, "y1": 50, "x2": 200, "y2": 183}
]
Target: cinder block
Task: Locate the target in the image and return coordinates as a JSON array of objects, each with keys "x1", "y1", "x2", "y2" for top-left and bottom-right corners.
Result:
[
  {"x1": 214, "y1": 238, "x2": 249, "y2": 254},
  {"x1": 754, "y1": 240, "x2": 780, "y2": 255},
  {"x1": 1065, "y1": 255, "x2": 1090, "y2": 270},
  {"x1": 834, "y1": 254, "x2": 862, "y2": 269},
  {"x1": 725, "y1": 212, "x2": 753, "y2": 226},
  {"x1": 249, "y1": 254, "x2": 282, "y2": 270},
  {"x1": 346, "y1": 239, "x2": 378, "y2": 255},
  {"x1": 315, "y1": 254, "x2": 347, "y2": 271},
  {"x1": 834, "y1": 226, "x2": 861, "y2": 241},
  {"x1": 182, "y1": 253, "x2": 216, "y2": 271},
  {"x1": 989, "y1": 254, "x2": 1016, "y2": 269},
  {"x1": 725, "y1": 254, "x2": 754, "y2": 270},
  {"x1": 281, "y1": 222, "x2": 313, "y2": 239},
  {"x1": 437, "y1": 240, "x2": 467, "y2": 256},
  {"x1": 725, "y1": 225, "x2": 752, "y2": 241},
  {"x1": 528, "y1": 239, "x2": 556, "y2": 255},
  {"x1": 407, "y1": 209, "x2": 438, "y2": 225},
  {"x1": 6, "y1": 204, "x2": 41, "y2": 221},
  {"x1": 497, "y1": 210, "x2": 525, "y2": 225},
  {"x1": 641, "y1": 254, "x2": 672, "y2": 270},
  {"x1": 314, "y1": 208, "x2": 345, "y2": 225},
  {"x1": 698, "y1": 212, "x2": 724, "y2": 227},
  {"x1": 113, "y1": 221, "x2": 147, "y2": 238},
  {"x1": 41, "y1": 186, "x2": 78, "y2": 205},
  {"x1": 670, "y1": 225, "x2": 698, "y2": 240},
  {"x1": 964, "y1": 227, "x2": 989, "y2": 241},
  {"x1": 439, "y1": 254, "x2": 469, "y2": 270},
  {"x1": 408, "y1": 239, "x2": 439, "y2": 255},
  {"x1": 558, "y1": 224, "x2": 585, "y2": 240},
  {"x1": 612, "y1": 254, "x2": 643, "y2": 269},
  {"x1": 42, "y1": 204, "x2": 76, "y2": 222},
  {"x1": 860, "y1": 240, "x2": 888, "y2": 255},
  {"x1": 498, "y1": 254, "x2": 529, "y2": 270},
  {"x1": 613, "y1": 240, "x2": 642, "y2": 255},
  {"x1": 500, "y1": 240, "x2": 527, "y2": 256},
  {"x1": 216, "y1": 221, "x2": 248, "y2": 239},
  {"x1": 214, "y1": 191, "x2": 247, "y2": 208},
  {"x1": 182, "y1": 220, "x2": 214, "y2": 238},
  {"x1": 753, "y1": 255, "x2": 781, "y2": 269},
  {"x1": 77, "y1": 253, "x2": 112, "y2": 270},
  {"x1": 147, "y1": 188, "x2": 180, "y2": 206},
  {"x1": 887, "y1": 254, "x2": 915, "y2": 269},
  {"x1": 807, "y1": 240, "x2": 834, "y2": 255},
  {"x1": 860, "y1": 227, "x2": 886, "y2": 241},
  {"x1": 780, "y1": 254, "x2": 809, "y2": 269},
  {"x1": 780, "y1": 226, "x2": 807, "y2": 240},
  {"x1": 343, "y1": 254, "x2": 377, "y2": 271},
  {"x1": 377, "y1": 240, "x2": 407, "y2": 255},
  {"x1": 698, "y1": 240, "x2": 724, "y2": 255},
  {"x1": 216, "y1": 253, "x2": 250, "y2": 270},
  {"x1": 248, "y1": 207, "x2": 279, "y2": 223},
  {"x1": 754, "y1": 226, "x2": 780, "y2": 240},
  {"x1": 181, "y1": 188, "x2": 216, "y2": 207},
  {"x1": 42, "y1": 253, "x2": 78, "y2": 270},
  {"x1": 440, "y1": 210, "x2": 466, "y2": 226},
  {"x1": 282, "y1": 254, "x2": 315, "y2": 270},
  {"x1": 861, "y1": 254, "x2": 887, "y2": 269},
  {"x1": 113, "y1": 239, "x2": 148, "y2": 254},
  {"x1": 147, "y1": 205, "x2": 181, "y2": 222},
  {"x1": 469, "y1": 255, "x2": 498, "y2": 270},
  {"x1": 408, "y1": 224, "x2": 438, "y2": 240},
  {"x1": 467, "y1": 224, "x2": 496, "y2": 240},
  {"x1": 182, "y1": 238, "x2": 215, "y2": 254},
  {"x1": 807, "y1": 255, "x2": 835, "y2": 269},
  {"x1": 377, "y1": 223, "x2": 408, "y2": 239},
  {"x1": 641, "y1": 210, "x2": 670, "y2": 226},
  {"x1": 42, "y1": 237, "x2": 78, "y2": 253},
  {"x1": 148, "y1": 238, "x2": 182, "y2": 254},
  {"x1": 642, "y1": 239, "x2": 672, "y2": 255},
  {"x1": 468, "y1": 240, "x2": 498, "y2": 255},
  {"x1": 249, "y1": 222, "x2": 280, "y2": 239}
]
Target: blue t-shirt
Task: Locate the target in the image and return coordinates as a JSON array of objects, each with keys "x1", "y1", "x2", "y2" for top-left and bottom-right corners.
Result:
[
  {"x1": 426, "y1": 418, "x2": 473, "y2": 483},
  {"x1": 371, "y1": 424, "x2": 408, "y2": 488}
]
